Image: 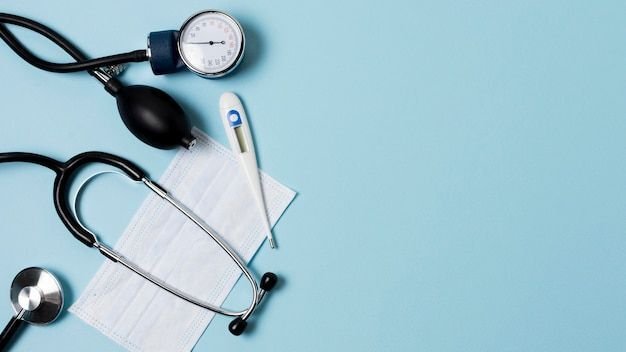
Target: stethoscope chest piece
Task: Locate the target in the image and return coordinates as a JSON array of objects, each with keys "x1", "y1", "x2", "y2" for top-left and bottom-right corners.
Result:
[
  {"x1": 0, "y1": 267, "x2": 64, "y2": 350},
  {"x1": 9, "y1": 268, "x2": 63, "y2": 325}
]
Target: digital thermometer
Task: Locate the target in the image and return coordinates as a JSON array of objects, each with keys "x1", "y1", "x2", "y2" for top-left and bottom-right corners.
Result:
[{"x1": 220, "y1": 92, "x2": 276, "y2": 249}]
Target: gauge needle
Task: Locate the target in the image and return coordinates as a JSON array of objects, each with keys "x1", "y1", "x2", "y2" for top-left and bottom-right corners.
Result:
[{"x1": 186, "y1": 40, "x2": 226, "y2": 45}]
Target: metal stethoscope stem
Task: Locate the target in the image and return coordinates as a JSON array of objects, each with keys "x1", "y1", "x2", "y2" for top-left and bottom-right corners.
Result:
[
  {"x1": 89, "y1": 178, "x2": 266, "y2": 319},
  {"x1": 143, "y1": 179, "x2": 265, "y2": 320},
  {"x1": 95, "y1": 243, "x2": 264, "y2": 319},
  {"x1": 83, "y1": 176, "x2": 277, "y2": 335}
]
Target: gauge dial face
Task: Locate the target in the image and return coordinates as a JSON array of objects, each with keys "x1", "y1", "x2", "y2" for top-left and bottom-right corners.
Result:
[{"x1": 178, "y1": 11, "x2": 245, "y2": 77}]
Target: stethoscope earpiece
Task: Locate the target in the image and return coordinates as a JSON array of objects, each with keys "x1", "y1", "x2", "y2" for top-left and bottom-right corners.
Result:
[
  {"x1": 228, "y1": 317, "x2": 248, "y2": 336},
  {"x1": 260, "y1": 272, "x2": 278, "y2": 291},
  {"x1": 228, "y1": 272, "x2": 278, "y2": 336}
]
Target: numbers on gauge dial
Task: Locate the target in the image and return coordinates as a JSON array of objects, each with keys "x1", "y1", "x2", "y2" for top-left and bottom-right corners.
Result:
[{"x1": 180, "y1": 14, "x2": 241, "y2": 74}]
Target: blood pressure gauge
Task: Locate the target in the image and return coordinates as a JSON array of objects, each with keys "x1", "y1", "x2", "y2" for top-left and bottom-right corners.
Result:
[
  {"x1": 178, "y1": 11, "x2": 245, "y2": 77},
  {"x1": 148, "y1": 10, "x2": 245, "y2": 78}
]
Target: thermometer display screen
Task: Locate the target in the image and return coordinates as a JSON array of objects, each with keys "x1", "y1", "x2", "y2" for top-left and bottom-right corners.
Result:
[
  {"x1": 234, "y1": 126, "x2": 249, "y2": 153},
  {"x1": 178, "y1": 11, "x2": 244, "y2": 77}
]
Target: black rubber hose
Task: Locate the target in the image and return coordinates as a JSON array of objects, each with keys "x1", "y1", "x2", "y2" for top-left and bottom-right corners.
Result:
[
  {"x1": 0, "y1": 152, "x2": 64, "y2": 174},
  {"x1": 0, "y1": 316, "x2": 24, "y2": 351},
  {"x1": 0, "y1": 13, "x2": 147, "y2": 74}
]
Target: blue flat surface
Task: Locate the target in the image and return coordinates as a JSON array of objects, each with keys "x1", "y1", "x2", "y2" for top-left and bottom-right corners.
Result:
[{"x1": 1, "y1": 0, "x2": 626, "y2": 351}]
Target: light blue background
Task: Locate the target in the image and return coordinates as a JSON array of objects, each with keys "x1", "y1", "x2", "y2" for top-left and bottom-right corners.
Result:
[{"x1": 0, "y1": 0, "x2": 625, "y2": 351}]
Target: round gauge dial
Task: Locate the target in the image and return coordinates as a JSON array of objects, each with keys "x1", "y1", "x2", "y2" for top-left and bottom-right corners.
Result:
[{"x1": 178, "y1": 10, "x2": 245, "y2": 78}]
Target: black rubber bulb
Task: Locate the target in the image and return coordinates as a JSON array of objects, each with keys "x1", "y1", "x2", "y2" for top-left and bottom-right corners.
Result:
[
  {"x1": 228, "y1": 317, "x2": 248, "y2": 336},
  {"x1": 110, "y1": 83, "x2": 195, "y2": 149},
  {"x1": 260, "y1": 272, "x2": 278, "y2": 291}
]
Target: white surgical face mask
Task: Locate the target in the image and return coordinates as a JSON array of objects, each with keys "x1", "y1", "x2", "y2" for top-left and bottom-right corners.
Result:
[{"x1": 69, "y1": 128, "x2": 296, "y2": 352}]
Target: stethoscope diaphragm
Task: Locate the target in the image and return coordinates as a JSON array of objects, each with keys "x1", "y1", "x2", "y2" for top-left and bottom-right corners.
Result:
[{"x1": 0, "y1": 267, "x2": 64, "y2": 350}]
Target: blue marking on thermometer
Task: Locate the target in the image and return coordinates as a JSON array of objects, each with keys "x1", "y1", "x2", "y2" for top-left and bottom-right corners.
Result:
[
  {"x1": 228, "y1": 110, "x2": 242, "y2": 127},
  {"x1": 220, "y1": 92, "x2": 276, "y2": 249}
]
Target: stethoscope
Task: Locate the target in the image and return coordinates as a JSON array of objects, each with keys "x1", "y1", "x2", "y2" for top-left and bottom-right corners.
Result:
[
  {"x1": 0, "y1": 151, "x2": 276, "y2": 336},
  {"x1": 0, "y1": 267, "x2": 64, "y2": 351},
  {"x1": 0, "y1": 10, "x2": 245, "y2": 150}
]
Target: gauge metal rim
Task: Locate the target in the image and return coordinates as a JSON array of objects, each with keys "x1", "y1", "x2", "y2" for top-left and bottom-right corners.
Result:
[{"x1": 177, "y1": 9, "x2": 246, "y2": 78}]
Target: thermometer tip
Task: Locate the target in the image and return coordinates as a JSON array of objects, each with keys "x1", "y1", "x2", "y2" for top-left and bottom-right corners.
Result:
[{"x1": 269, "y1": 237, "x2": 277, "y2": 249}]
